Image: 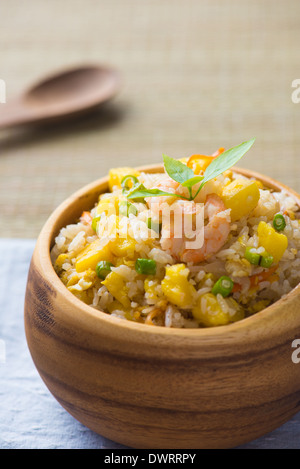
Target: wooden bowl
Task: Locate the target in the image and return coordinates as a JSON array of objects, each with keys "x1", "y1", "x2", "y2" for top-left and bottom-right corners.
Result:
[{"x1": 24, "y1": 165, "x2": 300, "y2": 449}]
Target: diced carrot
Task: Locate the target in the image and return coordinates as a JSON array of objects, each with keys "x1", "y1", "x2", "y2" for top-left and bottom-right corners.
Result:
[
  {"x1": 249, "y1": 265, "x2": 278, "y2": 287},
  {"x1": 283, "y1": 209, "x2": 295, "y2": 220},
  {"x1": 232, "y1": 283, "x2": 241, "y2": 293},
  {"x1": 145, "y1": 308, "x2": 163, "y2": 325},
  {"x1": 80, "y1": 211, "x2": 93, "y2": 225},
  {"x1": 233, "y1": 265, "x2": 278, "y2": 293}
]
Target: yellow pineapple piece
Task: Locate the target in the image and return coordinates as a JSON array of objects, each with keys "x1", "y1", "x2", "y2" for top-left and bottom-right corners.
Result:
[
  {"x1": 257, "y1": 221, "x2": 288, "y2": 264},
  {"x1": 75, "y1": 239, "x2": 112, "y2": 273},
  {"x1": 161, "y1": 264, "x2": 196, "y2": 308},
  {"x1": 102, "y1": 271, "x2": 131, "y2": 308},
  {"x1": 110, "y1": 237, "x2": 136, "y2": 259},
  {"x1": 221, "y1": 178, "x2": 260, "y2": 221},
  {"x1": 55, "y1": 253, "x2": 70, "y2": 269},
  {"x1": 108, "y1": 167, "x2": 140, "y2": 191},
  {"x1": 192, "y1": 294, "x2": 244, "y2": 326}
]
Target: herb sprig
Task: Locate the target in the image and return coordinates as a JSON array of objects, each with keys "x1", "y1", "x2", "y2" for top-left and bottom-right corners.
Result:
[{"x1": 127, "y1": 138, "x2": 255, "y2": 202}]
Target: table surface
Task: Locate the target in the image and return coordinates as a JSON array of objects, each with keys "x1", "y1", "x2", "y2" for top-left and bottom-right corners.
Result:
[
  {"x1": 1, "y1": 238, "x2": 300, "y2": 450},
  {"x1": 0, "y1": 0, "x2": 300, "y2": 238},
  {"x1": 1, "y1": 0, "x2": 300, "y2": 449}
]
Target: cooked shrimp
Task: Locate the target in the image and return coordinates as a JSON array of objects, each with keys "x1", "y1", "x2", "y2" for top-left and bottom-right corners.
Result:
[
  {"x1": 145, "y1": 176, "x2": 184, "y2": 213},
  {"x1": 181, "y1": 194, "x2": 230, "y2": 263},
  {"x1": 157, "y1": 194, "x2": 230, "y2": 263},
  {"x1": 159, "y1": 198, "x2": 204, "y2": 257},
  {"x1": 145, "y1": 175, "x2": 230, "y2": 263}
]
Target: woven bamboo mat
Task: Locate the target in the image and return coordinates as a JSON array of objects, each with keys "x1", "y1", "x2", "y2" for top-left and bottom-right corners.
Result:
[{"x1": 0, "y1": 0, "x2": 299, "y2": 238}]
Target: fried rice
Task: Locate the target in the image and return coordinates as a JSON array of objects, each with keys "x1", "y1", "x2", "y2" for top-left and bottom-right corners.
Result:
[{"x1": 51, "y1": 162, "x2": 300, "y2": 328}]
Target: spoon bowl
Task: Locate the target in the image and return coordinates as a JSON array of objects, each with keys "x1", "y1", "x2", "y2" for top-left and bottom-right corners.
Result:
[{"x1": 0, "y1": 65, "x2": 121, "y2": 129}]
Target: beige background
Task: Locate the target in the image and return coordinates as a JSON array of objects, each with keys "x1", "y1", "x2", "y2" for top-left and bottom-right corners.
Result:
[{"x1": 0, "y1": 0, "x2": 299, "y2": 238}]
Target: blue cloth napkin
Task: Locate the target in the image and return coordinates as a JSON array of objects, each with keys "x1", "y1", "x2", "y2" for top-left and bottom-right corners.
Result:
[{"x1": 0, "y1": 238, "x2": 299, "y2": 449}]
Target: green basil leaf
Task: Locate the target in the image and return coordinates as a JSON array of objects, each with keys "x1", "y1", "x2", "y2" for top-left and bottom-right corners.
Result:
[
  {"x1": 127, "y1": 187, "x2": 188, "y2": 200},
  {"x1": 199, "y1": 138, "x2": 256, "y2": 190},
  {"x1": 163, "y1": 154, "x2": 194, "y2": 184},
  {"x1": 181, "y1": 175, "x2": 204, "y2": 188}
]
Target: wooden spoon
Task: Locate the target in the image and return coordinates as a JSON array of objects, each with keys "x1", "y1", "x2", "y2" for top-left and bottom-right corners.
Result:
[{"x1": 0, "y1": 65, "x2": 121, "y2": 129}]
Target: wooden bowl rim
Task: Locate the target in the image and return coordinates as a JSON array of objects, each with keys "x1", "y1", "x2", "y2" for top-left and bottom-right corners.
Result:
[{"x1": 35, "y1": 164, "x2": 300, "y2": 339}]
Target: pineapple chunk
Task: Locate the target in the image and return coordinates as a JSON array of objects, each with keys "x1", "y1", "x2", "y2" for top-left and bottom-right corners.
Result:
[
  {"x1": 221, "y1": 178, "x2": 260, "y2": 221},
  {"x1": 71, "y1": 290, "x2": 91, "y2": 305},
  {"x1": 96, "y1": 193, "x2": 123, "y2": 216},
  {"x1": 144, "y1": 278, "x2": 162, "y2": 303},
  {"x1": 107, "y1": 300, "x2": 128, "y2": 314},
  {"x1": 255, "y1": 180, "x2": 264, "y2": 190},
  {"x1": 75, "y1": 239, "x2": 112, "y2": 273},
  {"x1": 257, "y1": 221, "x2": 288, "y2": 264},
  {"x1": 161, "y1": 264, "x2": 196, "y2": 308},
  {"x1": 248, "y1": 299, "x2": 270, "y2": 314},
  {"x1": 192, "y1": 293, "x2": 244, "y2": 326},
  {"x1": 115, "y1": 257, "x2": 135, "y2": 268},
  {"x1": 108, "y1": 167, "x2": 140, "y2": 192},
  {"x1": 192, "y1": 293, "x2": 227, "y2": 326},
  {"x1": 102, "y1": 271, "x2": 131, "y2": 308},
  {"x1": 110, "y1": 237, "x2": 136, "y2": 259},
  {"x1": 55, "y1": 253, "x2": 70, "y2": 269},
  {"x1": 96, "y1": 200, "x2": 116, "y2": 216}
]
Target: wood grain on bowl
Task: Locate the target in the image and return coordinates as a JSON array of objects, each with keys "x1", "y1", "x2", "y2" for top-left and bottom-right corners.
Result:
[{"x1": 24, "y1": 165, "x2": 300, "y2": 449}]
